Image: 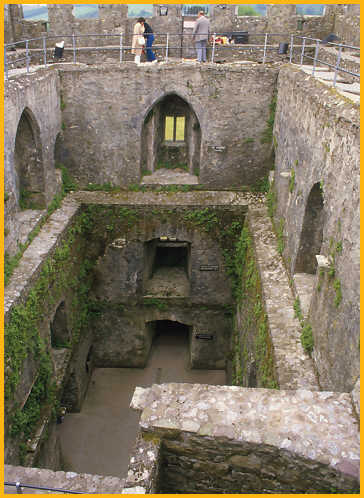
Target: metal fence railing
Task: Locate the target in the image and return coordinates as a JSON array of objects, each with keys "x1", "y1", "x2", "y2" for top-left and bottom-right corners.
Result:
[
  {"x1": 4, "y1": 481, "x2": 88, "y2": 494},
  {"x1": 289, "y1": 34, "x2": 360, "y2": 87},
  {"x1": 5, "y1": 32, "x2": 360, "y2": 88}
]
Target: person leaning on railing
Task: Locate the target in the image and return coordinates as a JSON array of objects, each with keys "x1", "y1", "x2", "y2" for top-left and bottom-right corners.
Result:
[
  {"x1": 132, "y1": 17, "x2": 145, "y2": 64},
  {"x1": 143, "y1": 20, "x2": 158, "y2": 63}
]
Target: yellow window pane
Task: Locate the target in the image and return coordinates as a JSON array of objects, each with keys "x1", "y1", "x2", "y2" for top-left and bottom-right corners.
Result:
[
  {"x1": 165, "y1": 116, "x2": 174, "y2": 141},
  {"x1": 175, "y1": 116, "x2": 185, "y2": 141}
]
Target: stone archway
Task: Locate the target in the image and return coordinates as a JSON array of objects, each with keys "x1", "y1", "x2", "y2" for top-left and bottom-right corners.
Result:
[
  {"x1": 295, "y1": 182, "x2": 324, "y2": 274},
  {"x1": 14, "y1": 107, "x2": 45, "y2": 209},
  {"x1": 141, "y1": 93, "x2": 201, "y2": 179}
]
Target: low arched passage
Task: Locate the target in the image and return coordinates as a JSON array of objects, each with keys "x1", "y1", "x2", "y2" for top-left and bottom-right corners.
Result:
[
  {"x1": 14, "y1": 107, "x2": 45, "y2": 209},
  {"x1": 295, "y1": 182, "x2": 324, "y2": 274},
  {"x1": 145, "y1": 319, "x2": 192, "y2": 373},
  {"x1": 141, "y1": 93, "x2": 201, "y2": 177}
]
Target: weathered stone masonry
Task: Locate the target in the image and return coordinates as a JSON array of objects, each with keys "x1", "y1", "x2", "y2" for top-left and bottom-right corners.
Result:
[
  {"x1": 58, "y1": 63, "x2": 277, "y2": 188},
  {"x1": 273, "y1": 66, "x2": 359, "y2": 393},
  {"x1": 3, "y1": 6, "x2": 360, "y2": 491}
]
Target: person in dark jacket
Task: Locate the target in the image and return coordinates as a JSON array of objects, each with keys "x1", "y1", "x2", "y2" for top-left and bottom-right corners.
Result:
[
  {"x1": 143, "y1": 19, "x2": 157, "y2": 63},
  {"x1": 192, "y1": 11, "x2": 210, "y2": 62}
]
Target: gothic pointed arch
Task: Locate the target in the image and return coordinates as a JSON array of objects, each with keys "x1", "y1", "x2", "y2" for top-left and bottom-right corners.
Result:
[
  {"x1": 295, "y1": 182, "x2": 324, "y2": 274},
  {"x1": 14, "y1": 107, "x2": 45, "y2": 208},
  {"x1": 141, "y1": 93, "x2": 201, "y2": 177}
]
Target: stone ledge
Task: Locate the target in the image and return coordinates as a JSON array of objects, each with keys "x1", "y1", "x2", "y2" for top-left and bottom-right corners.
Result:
[
  {"x1": 4, "y1": 197, "x2": 80, "y2": 318},
  {"x1": 136, "y1": 383, "x2": 360, "y2": 482},
  {"x1": 247, "y1": 207, "x2": 318, "y2": 390},
  {"x1": 5, "y1": 465, "x2": 125, "y2": 494}
]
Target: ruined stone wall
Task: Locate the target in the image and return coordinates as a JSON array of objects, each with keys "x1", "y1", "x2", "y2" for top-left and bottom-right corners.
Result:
[
  {"x1": 333, "y1": 4, "x2": 360, "y2": 46},
  {"x1": 4, "y1": 70, "x2": 62, "y2": 255},
  {"x1": 272, "y1": 65, "x2": 359, "y2": 392},
  {"x1": 6, "y1": 4, "x2": 348, "y2": 48},
  {"x1": 5, "y1": 464, "x2": 125, "y2": 493},
  {"x1": 84, "y1": 204, "x2": 242, "y2": 369},
  {"x1": 4, "y1": 199, "x2": 96, "y2": 466},
  {"x1": 58, "y1": 63, "x2": 276, "y2": 188},
  {"x1": 133, "y1": 383, "x2": 360, "y2": 493}
]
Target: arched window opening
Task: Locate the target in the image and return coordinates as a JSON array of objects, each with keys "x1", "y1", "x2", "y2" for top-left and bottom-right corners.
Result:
[
  {"x1": 14, "y1": 108, "x2": 45, "y2": 209},
  {"x1": 51, "y1": 301, "x2": 70, "y2": 348},
  {"x1": 295, "y1": 182, "x2": 324, "y2": 274},
  {"x1": 141, "y1": 94, "x2": 201, "y2": 177}
]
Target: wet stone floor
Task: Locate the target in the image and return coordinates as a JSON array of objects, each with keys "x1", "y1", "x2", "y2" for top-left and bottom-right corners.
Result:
[{"x1": 58, "y1": 329, "x2": 226, "y2": 479}]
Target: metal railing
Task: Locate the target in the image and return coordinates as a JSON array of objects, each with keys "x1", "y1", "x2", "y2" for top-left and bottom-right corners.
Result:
[
  {"x1": 5, "y1": 481, "x2": 88, "y2": 494},
  {"x1": 5, "y1": 32, "x2": 360, "y2": 87},
  {"x1": 289, "y1": 34, "x2": 360, "y2": 87}
]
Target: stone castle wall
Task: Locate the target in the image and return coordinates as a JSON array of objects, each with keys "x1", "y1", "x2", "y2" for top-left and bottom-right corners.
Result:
[
  {"x1": 58, "y1": 63, "x2": 277, "y2": 188},
  {"x1": 6, "y1": 4, "x2": 355, "y2": 46},
  {"x1": 4, "y1": 69, "x2": 62, "y2": 256},
  {"x1": 131, "y1": 383, "x2": 359, "y2": 493},
  {"x1": 272, "y1": 65, "x2": 359, "y2": 392}
]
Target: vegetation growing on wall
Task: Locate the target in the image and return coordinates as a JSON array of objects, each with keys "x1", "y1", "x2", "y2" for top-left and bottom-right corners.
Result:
[
  {"x1": 261, "y1": 94, "x2": 277, "y2": 144},
  {"x1": 5, "y1": 165, "x2": 77, "y2": 286},
  {"x1": 289, "y1": 168, "x2": 295, "y2": 193},
  {"x1": 5, "y1": 209, "x2": 97, "y2": 458},
  {"x1": 293, "y1": 297, "x2": 314, "y2": 355},
  {"x1": 231, "y1": 227, "x2": 278, "y2": 388}
]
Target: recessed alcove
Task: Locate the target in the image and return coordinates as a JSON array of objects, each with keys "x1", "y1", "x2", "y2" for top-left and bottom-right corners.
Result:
[{"x1": 143, "y1": 239, "x2": 191, "y2": 297}]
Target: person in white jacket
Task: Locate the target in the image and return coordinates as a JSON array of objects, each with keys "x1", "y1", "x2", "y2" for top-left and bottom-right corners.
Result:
[
  {"x1": 131, "y1": 17, "x2": 145, "y2": 64},
  {"x1": 192, "y1": 11, "x2": 210, "y2": 63}
]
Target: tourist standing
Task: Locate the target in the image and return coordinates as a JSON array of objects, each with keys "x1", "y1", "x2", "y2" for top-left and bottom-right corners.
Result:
[
  {"x1": 143, "y1": 20, "x2": 158, "y2": 63},
  {"x1": 192, "y1": 11, "x2": 210, "y2": 63},
  {"x1": 132, "y1": 17, "x2": 145, "y2": 64}
]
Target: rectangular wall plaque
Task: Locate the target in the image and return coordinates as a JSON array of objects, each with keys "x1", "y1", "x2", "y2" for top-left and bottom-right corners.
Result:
[
  {"x1": 200, "y1": 265, "x2": 219, "y2": 271},
  {"x1": 195, "y1": 334, "x2": 214, "y2": 340}
]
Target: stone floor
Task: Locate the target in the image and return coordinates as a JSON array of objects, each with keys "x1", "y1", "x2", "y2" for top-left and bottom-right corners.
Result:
[
  {"x1": 144, "y1": 267, "x2": 190, "y2": 297},
  {"x1": 294, "y1": 272, "x2": 316, "y2": 317},
  {"x1": 141, "y1": 167, "x2": 199, "y2": 185},
  {"x1": 58, "y1": 329, "x2": 226, "y2": 479}
]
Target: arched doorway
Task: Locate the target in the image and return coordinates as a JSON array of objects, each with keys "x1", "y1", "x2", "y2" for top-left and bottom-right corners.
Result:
[
  {"x1": 146, "y1": 320, "x2": 192, "y2": 378},
  {"x1": 14, "y1": 108, "x2": 45, "y2": 209},
  {"x1": 141, "y1": 93, "x2": 201, "y2": 177},
  {"x1": 295, "y1": 182, "x2": 324, "y2": 274}
]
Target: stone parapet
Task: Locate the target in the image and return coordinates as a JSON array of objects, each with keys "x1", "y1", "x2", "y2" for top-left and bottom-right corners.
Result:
[
  {"x1": 4, "y1": 197, "x2": 80, "y2": 318},
  {"x1": 132, "y1": 382, "x2": 359, "y2": 493},
  {"x1": 5, "y1": 465, "x2": 125, "y2": 494}
]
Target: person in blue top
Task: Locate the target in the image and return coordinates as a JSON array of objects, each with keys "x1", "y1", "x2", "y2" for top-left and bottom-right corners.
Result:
[{"x1": 142, "y1": 19, "x2": 158, "y2": 63}]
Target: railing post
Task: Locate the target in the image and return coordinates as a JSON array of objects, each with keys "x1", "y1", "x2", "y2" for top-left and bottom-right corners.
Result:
[
  {"x1": 5, "y1": 45, "x2": 8, "y2": 80},
  {"x1": 300, "y1": 37, "x2": 306, "y2": 65},
  {"x1": 289, "y1": 34, "x2": 294, "y2": 63},
  {"x1": 43, "y1": 35, "x2": 47, "y2": 67},
  {"x1": 119, "y1": 33, "x2": 123, "y2": 63},
  {"x1": 72, "y1": 33, "x2": 76, "y2": 63},
  {"x1": 211, "y1": 32, "x2": 216, "y2": 63},
  {"x1": 263, "y1": 33, "x2": 268, "y2": 64},
  {"x1": 15, "y1": 482, "x2": 22, "y2": 494},
  {"x1": 312, "y1": 39, "x2": 319, "y2": 76},
  {"x1": 333, "y1": 43, "x2": 342, "y2": 87},
  {"x1": 165, "y1": 33, "x2": 169, "y2": 61},
  {"x1": 25, "y1": 39, "x2": 30, "y2": 73}
]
